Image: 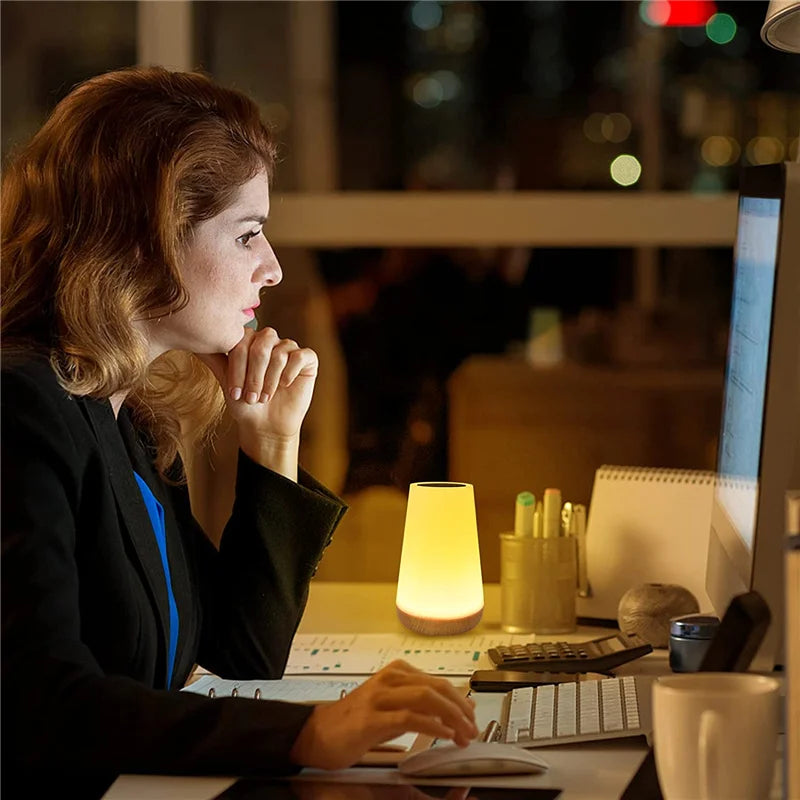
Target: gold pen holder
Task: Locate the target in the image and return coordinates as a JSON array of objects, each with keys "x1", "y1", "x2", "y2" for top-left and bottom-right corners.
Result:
[{"x1": 500, "y1": 533, "x2": 577, "y2": 634}]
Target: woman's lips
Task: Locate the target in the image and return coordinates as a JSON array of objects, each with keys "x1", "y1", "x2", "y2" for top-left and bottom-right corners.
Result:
[{"x1": 243, "y1": 308, "x2": 255, "y2": 319}]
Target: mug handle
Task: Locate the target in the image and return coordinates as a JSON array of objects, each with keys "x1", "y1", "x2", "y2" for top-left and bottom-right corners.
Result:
[{"x1": 698, "y1": 709, "x2": 722, "y2": 800}]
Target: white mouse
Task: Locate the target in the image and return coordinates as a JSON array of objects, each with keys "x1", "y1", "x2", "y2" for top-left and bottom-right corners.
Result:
[{"x1": 398, "y1": 741, "x2": 549, "y2": 777}]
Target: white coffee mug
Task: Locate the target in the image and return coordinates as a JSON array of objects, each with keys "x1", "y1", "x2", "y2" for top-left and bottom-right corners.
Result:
[{"x1": 652, "y1": 673, "x2": 780, "y2": 800}]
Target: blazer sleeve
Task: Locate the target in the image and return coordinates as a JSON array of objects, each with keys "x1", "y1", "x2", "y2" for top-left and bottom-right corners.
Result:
[
  {"x1": 1, "y1": 367, "x2": 317, "y2": 797},
  {"x1": 178, "y1": 451, "x2": 347, "y2": 679}
]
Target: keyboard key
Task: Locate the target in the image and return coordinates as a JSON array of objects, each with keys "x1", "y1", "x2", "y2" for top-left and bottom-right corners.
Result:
[
  {"x1": 623, "y1": 676, "x2": 640, "y2": 728},
  {"x1": 601, "y1": 678, "x2": 624, "y2": 731},
  {"x1": 507, "y1": 687, "x2": 534, "y2": 742},
  {"x1": 556, "y1": 681, "x2": 577, "y2": 737},
  {"x1": 532, "y1": 684, "x2": 555, "y2": 740},
  {"x1": 579, "y1": 679, "x2": 600, "y2": 734}
]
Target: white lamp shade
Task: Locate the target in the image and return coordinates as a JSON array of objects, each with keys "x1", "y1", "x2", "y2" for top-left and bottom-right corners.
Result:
[
  {"x1": 396, "y1": 482, "x2": 484, "y2": 635},
  {"x1": 761, "y1": 0, "x2": 800, "y2": 53}
]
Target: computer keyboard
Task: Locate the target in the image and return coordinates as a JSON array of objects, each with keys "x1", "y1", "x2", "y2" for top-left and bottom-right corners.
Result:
[{"x1": 498, "y1": 675, "x2": 653, "y2": 747}]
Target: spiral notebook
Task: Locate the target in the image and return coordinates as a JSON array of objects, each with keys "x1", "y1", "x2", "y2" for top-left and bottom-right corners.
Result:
[{"x1": 576, "y1": 465, "x2": 715, "y2": 620}]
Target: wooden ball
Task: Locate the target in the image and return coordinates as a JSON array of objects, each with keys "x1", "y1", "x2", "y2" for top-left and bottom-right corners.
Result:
[{"x1": 617, "y1": 583, "x2": 700, "y2": 648}]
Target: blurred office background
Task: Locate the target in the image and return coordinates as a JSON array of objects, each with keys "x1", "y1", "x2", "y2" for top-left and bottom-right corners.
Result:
[{"x1": 3, "y1": 1, "x2": 798, "y2": 579}]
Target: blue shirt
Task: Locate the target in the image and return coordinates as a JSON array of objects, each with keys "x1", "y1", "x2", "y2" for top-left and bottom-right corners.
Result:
[{"x1": 133, "y1": 471, "x2": 179, "y2": 688}]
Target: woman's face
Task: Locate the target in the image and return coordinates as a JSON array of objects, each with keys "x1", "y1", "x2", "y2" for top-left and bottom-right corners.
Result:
[{"x1": 147, "y1": 171, "x2": 282, "y2": 358}]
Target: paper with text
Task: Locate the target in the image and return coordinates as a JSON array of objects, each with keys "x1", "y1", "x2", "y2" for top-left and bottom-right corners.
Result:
[{"x1": 285, "y1": 632, "x2": 533, "y2": 675}]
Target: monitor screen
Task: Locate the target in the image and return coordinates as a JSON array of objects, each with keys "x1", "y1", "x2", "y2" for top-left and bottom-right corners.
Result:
[{"x1": 715, "y1": 196, "x2": 780, "y2": 558}]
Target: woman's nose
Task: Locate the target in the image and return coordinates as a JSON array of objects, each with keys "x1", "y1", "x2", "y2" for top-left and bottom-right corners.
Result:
[{"x1": 256, "y1": 245, "x2": 282, "y2": 287}]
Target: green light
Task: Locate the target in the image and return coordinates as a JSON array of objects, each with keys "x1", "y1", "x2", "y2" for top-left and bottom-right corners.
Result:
[{"x1": 706, "y1": 13, "x2": 737, "y2": 45}]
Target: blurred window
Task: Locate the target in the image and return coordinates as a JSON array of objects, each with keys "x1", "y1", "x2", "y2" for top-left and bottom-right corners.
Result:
[{"x1": 1, "y1": 1, "x2": 136, "y2": 160}]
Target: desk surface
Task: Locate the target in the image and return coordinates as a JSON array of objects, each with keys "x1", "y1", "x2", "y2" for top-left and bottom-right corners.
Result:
[{"x1": 102, "y1": 582, "x2": 778, "y2": 800}]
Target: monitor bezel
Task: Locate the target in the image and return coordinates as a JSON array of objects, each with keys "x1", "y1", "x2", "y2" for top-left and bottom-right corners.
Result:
[{"x1": 706, "y1": 162, "x2": 800, "y2": 670}]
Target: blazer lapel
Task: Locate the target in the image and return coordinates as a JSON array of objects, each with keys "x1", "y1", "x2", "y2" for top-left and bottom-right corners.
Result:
[
  {"x1": 80, "y1": 398, "x2": 172, "y2": 685},
  {"x1": 116, "y1": 409, "x2": 194, "y2": 687}
]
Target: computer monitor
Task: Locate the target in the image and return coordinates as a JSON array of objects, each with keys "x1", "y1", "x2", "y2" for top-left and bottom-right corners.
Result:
[{"x1": 706, "y1": 162, "x2": 800, "y2": 671}]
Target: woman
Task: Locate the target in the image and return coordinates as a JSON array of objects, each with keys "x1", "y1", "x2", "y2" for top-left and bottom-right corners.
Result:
[{"x1": 1, "y1": 67, "x2": 477, "y2": 798}]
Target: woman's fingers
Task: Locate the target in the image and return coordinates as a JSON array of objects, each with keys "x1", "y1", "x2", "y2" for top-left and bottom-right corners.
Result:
[
  {"x1": 371, "y1": 687, "x2": 478, "y2": 744},
  {"x1": 225, "y1": 327, "x2": 254, "y2": 401},
  {"x1": 261, "y1": 339, "x2": 300, "y2": 401},
  {"x1": 368, "y1": 708, "x2": 458, "y2": 744},
  {"x1": 242, "y1": 328, "x2": 281, "y2": 402},
  {"x1": 376, "y1": 661, "x2": 477, "y2": 722},
  {"x1": 279, "y1": 346, "x2": 319, "y2": 388},
  {"x1": 224, "y1": 328, "x2": 318, "y2": 405}
]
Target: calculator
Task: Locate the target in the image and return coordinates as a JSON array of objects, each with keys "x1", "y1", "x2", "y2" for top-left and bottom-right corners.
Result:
[{"x1": 488, "y1": 632, "x2": 653, "y2": 673}]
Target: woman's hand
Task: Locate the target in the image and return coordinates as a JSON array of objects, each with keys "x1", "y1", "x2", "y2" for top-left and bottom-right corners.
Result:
[
  {"x1": 197, "y1": 327, "x2": 318, "y2": 479},
  {"x1": 289, "y1": 660, "x2": 478, "y2": 771}
]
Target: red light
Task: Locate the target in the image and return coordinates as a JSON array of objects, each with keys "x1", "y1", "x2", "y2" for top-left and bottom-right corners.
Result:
[{"x1": 643, "y1": 0, "x2": 717, "y2": 27}]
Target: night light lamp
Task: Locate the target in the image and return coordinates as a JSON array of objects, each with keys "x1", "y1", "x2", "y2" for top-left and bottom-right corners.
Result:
[{"x1": 395, "y1": 482, "x2": 484, "y2": 635}]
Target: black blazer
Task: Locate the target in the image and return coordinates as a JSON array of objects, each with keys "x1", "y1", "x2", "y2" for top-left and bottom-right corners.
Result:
[{"x1": 1, "y1": 354, "x2": 347, "y2": 798}]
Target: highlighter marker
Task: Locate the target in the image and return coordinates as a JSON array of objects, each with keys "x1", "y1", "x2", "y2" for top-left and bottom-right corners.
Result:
[
  {"x1": 542, "y1": 488, "x2": 562, "y2": 538},
  {"x1": 514, "y1": 491, "x2": 535, "y2": 537}
]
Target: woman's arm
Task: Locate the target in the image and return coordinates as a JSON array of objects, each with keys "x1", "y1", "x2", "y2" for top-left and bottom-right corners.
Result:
[{"x1": 176, "y1": 452, "x2": 346, "y2": 679}]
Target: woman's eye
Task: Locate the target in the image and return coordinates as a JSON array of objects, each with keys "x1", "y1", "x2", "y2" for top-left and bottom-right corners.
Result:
[{"x1": 237, "y1": 229, "x2": 262, "y2": 247}]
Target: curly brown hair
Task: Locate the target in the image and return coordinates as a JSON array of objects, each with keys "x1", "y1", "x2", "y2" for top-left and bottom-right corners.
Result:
[{"x1": 1, "y1": 66, "x2": 278, "y2": 477}]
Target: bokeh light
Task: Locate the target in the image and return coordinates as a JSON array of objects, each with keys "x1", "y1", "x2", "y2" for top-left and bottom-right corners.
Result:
[
  {"x1": 444, "y1": 6, "x2": 479, "y2": 52},
  {"x1": 584, "y1": 112, "x2": 632, "y2": 144},
  {"x1": 700, "y1": 135, "x2": 740, "y2": 167},
  {"x1": 583, "y1": 112, "x2": 606, "y2": 143},
  {"x1": 706, "y1": 13, "x2": 736, "y2": 44},
  {"x1": 601, "y1": 113, "x2": 632, "y2": 143},
  {"x1": 639, "y1": 0, "x2": 670, "y2": 27},
  {"x1": 412, "y1": 75, "x2": 445, "y2": 109},
  {"x1": 746, "y1": 137, "x2": 785, "y2": 165},
  {"x1": 431, "y1": 70, "x2": 461, "y2": 101},
  {"x1": 610, "y1": 154, "x2": 642, "y2": 186},
  {"x1": 411, "y1": 1, "x2": 443, "y2": 31}
]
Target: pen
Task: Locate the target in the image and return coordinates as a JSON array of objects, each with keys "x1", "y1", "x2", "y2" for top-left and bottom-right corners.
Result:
[
  {"x1": 542, "y1": 488, "x2": 562, "y2": 538},
  {"x1": 533, "y1": 501, "x2": 543, "y2": 538},
  {"x1": 514, "y1": 491, "x2": 535, "y2": 537},
  {"x1": 572, "y1": 503, "x2": 589, "y2": 597}
]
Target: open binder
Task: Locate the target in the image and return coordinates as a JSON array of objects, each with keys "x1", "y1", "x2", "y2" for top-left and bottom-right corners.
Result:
[{"x1": 576, "y1": 465, "x2": 715, "y2": 620}]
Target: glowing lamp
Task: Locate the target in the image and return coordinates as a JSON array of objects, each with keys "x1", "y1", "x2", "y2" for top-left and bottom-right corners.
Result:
[{"x1": 396, "y1": 482, "x2": 484, "y2": 635}]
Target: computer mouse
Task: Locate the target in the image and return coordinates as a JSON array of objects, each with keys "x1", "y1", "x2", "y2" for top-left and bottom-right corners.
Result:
[{"x1": 398, "y1": 741, "x2": 550, "y2": 777}]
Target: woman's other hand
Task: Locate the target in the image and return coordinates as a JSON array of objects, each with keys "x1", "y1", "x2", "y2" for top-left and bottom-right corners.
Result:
[
  {"x1": 198, "y1": 327, "x2": 318, "y2": 479},
  {"x1": 288, "y1": 660, "x2": 478, "y2": 771}
]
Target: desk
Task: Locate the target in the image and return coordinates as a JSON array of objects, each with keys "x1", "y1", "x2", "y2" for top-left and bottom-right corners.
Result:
[{"x1": 103, "y1": 582, "x2": 778, "y2": 800}]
